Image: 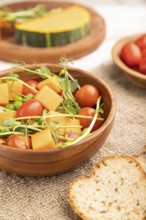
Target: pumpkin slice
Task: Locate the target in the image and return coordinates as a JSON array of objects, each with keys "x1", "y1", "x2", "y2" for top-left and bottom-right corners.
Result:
[{"x1": 15, "y1": 6, "x2": 91, "y2": 47}]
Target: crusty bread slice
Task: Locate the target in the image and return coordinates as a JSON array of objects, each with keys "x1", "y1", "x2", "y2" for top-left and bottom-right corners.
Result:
[
  {"x1": 68, "y1": 156, "x2": 146, "y2": 220},
  {"x1": 135, "y1": 155, "x2": 146, "y2": 173}
]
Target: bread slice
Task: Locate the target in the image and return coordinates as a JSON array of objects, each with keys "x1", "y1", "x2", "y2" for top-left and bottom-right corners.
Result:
[{"x1": 68, "y1": 156, "x2": 146, "y2": 220}]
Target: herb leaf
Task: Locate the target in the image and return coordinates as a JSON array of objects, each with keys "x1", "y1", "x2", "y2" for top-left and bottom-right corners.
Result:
[
  {"x1": 70, "y1": 80, "x2": 78, "y2": 93},
  {"x1": 38, "y1": 66, "x2": 52, "y2": 76},
  {"x1": 63, "y1": 98, "x2": 80, "y2": 115},
  {"x1": 2, "y1": 4, "x2": 47, "y2": 23},
  {"x1": 98, "y1": 107, "x2": 104, "y2": 114},
  {"x1": 8, "y1": 74, "x2": 19, "y2": 79}
]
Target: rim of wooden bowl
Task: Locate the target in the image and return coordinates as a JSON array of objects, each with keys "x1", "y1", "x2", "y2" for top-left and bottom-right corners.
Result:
[
  {"x1": 112, "y1": 33, "x2": 146, "y2": 87},
  {"x1": 0, "y1": 64, "x2": 116, "y2": 155}
]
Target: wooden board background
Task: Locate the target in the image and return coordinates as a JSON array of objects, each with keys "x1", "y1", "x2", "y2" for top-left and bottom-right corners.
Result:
[{"x1": 0, "y1": 1, "x2": 106, "y2": 63}]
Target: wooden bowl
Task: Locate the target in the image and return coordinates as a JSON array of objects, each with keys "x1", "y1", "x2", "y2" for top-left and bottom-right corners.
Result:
[
  {"x1": 112, "y1": 34, "x2": 146, "y2": 89},
  {"x1": 0, "y1": 64, "x2": 116, "y2": 176}
]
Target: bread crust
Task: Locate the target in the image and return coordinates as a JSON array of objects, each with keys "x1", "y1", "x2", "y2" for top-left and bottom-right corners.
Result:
[{"x1": 134, "y1": 155, "x2": 146, "y2": 174}]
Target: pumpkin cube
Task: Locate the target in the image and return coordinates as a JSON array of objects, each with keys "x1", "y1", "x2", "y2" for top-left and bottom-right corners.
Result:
[
  {"x1": 65, "y1": 118, "x2": 81, "y2": 134},
  {"x1": 7, "y1": 81, "x2": 23, "y2": 100},
  {"x1": 37, "y1": 75, "x2": 62, "y2": 94},
  {"x1": 0, "y1": 83, "x2": 9, "y2": 105},
  {"x1": 34, "y1": 86, "x2": 63, "y2": 111},
  {"x1": 46, "y1": 111, "x2": 66, "y2": 135},
  {"x1": 0, "y1": 110, "x2": 16, "y2": 125},
  {"x1": 31, "y1": 128, "x2": 55, "y2": 150}
]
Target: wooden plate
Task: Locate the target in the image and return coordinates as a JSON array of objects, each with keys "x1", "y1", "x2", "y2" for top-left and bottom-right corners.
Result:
[
  {"x1": 0, "y1": 1, "x2": 106, "y2": 63},
  {"x1": 112, "y1": 34, "x2": 146, "y2": 89}
]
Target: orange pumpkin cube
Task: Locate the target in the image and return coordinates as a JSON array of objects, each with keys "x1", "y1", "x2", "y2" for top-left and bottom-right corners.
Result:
[
  {"x1": 65, "y1": 118, "x2": 81, "y2": 134},
  {"x1": 34, "y1": 86, "x2": 62, "y2": 111},
  {"x1": 31, "y1": 128, "x2": 55, "y2": 150},
  {"x1": 0, "y1": 83, "x2": 9, "y2": 105},
  {"x1": 7, "y1": 81, "x2": 23, "y2": 100},
  {"x1": 37, "y1": 75, "x2": 62, "y2": 94},
  {"x1": 46, "y1": 111, "x2": 66, "y2": 135}
]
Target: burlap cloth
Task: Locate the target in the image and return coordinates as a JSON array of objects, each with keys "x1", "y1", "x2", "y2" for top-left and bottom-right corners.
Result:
[{"x1": 0, "y1": 62, "x2": 146, "y2": 220}]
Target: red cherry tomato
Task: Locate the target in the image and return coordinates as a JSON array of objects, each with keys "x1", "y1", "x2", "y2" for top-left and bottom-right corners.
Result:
[
  {"x1": 23, "y1": 80, "x2": 38, "y2": 95},
  {"x1": 135, "y1": 34, "x2": 146, "y2": 50},
  {"x1": 142, "y1": 49, "x2": 146, "y2": 58},
  {"x1": 77, "y1": 107, "x2": 103, "y2": 132},
  {"x1": 75, "y1": 84, "x2": 99, "y2": 107},
  {"x1": 120, "y1": 42, "x2": 142, "y2": 68},
  {"x1": 6, "y1": 134, "x2": 32, "y2": 149},
  {"x1": 16, "y1": 100, "x2": 43, "y2": 122},
  {"x1": 138, "y1": 57, "x2": 146, "y2": 75}
]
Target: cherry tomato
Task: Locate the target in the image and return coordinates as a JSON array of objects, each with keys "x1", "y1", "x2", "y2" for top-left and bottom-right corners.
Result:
[
  {"x1": 75, "y1": 84, "x2": 99, "y2": 107},
  {"x1": 6, "y1": 134, "x2": 32, "y2": 149},
  {"x1": 68, "y1": 132, "x2": 79, "y2": 140},
  {"x1": 138, "y1": 57, "x2": 146, "y2": 75},
  {"x1": 23, "y1": 80, "x2": 38, "y2": 95},
  {"x1": 120, "y1": 42, "x2": 142, "y2": 67},
  {"x1": 77, "y1": 107, "x2": 103, "y2": 132},
  {"x1": 142, "y1": 49, "x2": 146, "y2": 58},
  {"x1": 16, "y1": 100, "x2": 43, "y2": 122},
  {"x1": 135, "y1": 34, "x2": 146, "y2": 50}
]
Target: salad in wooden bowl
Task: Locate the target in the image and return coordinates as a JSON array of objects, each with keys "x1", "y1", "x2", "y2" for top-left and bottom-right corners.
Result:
[{"x1": 0, "y1": 59, "x2": 116, "y2": 176}]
